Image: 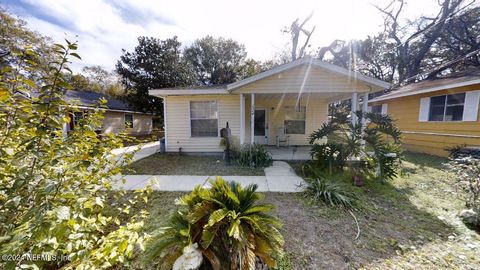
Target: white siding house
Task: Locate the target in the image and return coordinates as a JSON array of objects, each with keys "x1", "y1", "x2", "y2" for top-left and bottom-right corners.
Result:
[{"x1": 150, "y1": 57, "x2": 390, "y2": 153}]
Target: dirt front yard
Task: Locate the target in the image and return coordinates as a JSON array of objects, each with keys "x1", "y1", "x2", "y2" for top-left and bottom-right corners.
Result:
[{"x1": 124, "y1": 152, "x2": 480, "y2": 269}]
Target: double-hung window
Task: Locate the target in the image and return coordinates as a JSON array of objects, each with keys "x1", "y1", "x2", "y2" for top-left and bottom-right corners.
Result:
[
  {"x1": 190, "y1": 101, "x2": 218, "y2": 137},
  {"x1": 284, "y1": 106, "x2": 306, "y2": 134},
  {"x1": 428, "y1": 93, "x2": 465, "y2": 121}
]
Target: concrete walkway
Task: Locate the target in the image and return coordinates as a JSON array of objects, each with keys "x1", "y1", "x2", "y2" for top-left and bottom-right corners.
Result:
[
  {"x1": 111, "y1": 141, "x2": 159, "y2": 163},
  {"x1": 267, "y1": 146, "x2": 311, "y2": 160},
  {"x1": 117, "y1": 161, "x2": 305, "y2": 192}
]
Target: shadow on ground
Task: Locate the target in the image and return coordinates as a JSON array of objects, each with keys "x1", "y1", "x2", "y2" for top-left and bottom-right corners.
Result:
[
  {"x1": 119, "y1": 151, "x2": 479, "y2": 269},
  {"x1": 267, "y1": 152, "x2": 467, "y2": 269}
]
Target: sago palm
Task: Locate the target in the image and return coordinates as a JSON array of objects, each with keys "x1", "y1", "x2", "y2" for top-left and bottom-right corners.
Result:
[{"x1": 146, "y1": 177, "x2": 284, "y2": 270}]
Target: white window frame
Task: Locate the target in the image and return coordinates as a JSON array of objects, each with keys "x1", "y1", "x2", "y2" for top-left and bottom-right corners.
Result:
[
  {"x1": 124, "y1": 113, "x2": 134, "y2": 128},
  {"x1": 284, "y1": 105, "x2": 306, "y2": 135},
  {"x1": 189, "y1": 100, "x2": 219, "y2": 138},
  {"x1": 428, "y1": 93, "x2": 465, "y2": 122},
  {"x1": 369, "y1": 104, "x2": 388, "y2": 115}
]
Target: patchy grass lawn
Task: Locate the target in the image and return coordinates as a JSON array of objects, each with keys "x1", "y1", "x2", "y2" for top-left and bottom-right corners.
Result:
[
  {"x1": 123, "y1": 151, "x2": 480, "y2": 269},
  {"x1": 123, "y1": 153, "x2": 265, "y2": 176}
]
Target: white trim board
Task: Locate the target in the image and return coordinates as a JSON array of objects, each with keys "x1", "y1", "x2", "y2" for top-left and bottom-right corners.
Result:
[
  {"x1": 370, "y1": 79, "x2": 480, "y2": 102},
  {"x1": 402, "y1": 130, "x2": 480, "y2": 139},
  {"x1": 162, "y1": 97, "x2": 168, "y2": 149},
  {"x1": 149, "y1": 88, "x2": 228, "y2": 96}
]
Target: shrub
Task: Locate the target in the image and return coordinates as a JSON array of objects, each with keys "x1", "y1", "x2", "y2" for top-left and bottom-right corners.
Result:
[
  {"x1": 309, "y1": 142, "x2": 347, "y2": 175},
  {"x1": 0, "y1": 41, "x2": 151, "y2": 269},
  {"x1": 236, "y1": 143, "x2": 273, "y2": 168},
  {"x1": 302, "y1": 169, "x2": 356, "y2": 209},
  {"x1": 145, "y1": 177, "x2": 284, "y2": 269},
  {"x1": 309, "y1": 109, "x2": 403, "y2": 183}
]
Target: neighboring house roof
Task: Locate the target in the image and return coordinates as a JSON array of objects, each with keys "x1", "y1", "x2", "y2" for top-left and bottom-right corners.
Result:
[
  {"x1": 65, "y1": 90, "x2": 133, "y2": 111},
  {"x1": 149, "y1": 56, "x2": 390, "y2": 96},
  {"x1": 27, "y1": 90, "x2": 150, "y2": 114},
  {"x1": 370, "y1": 70, "x2": 480, "y2": 103}
]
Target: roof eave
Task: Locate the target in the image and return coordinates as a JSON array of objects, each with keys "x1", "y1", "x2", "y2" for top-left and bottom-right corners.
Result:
[
  {"x1": 149, "y1": 88, "x2": 229, "y2": 97},
  {"x1": 73, "y1": 105, "x2": 153, "y2": 115},
  {"x1": 369, "y1": 78, "x2": 480, "y2": 103},
  {"x1": 226, "y1": 57, "x2": 390, "y2": 92}
]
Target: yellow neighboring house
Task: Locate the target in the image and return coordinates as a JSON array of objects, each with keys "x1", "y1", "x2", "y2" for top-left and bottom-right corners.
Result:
[
  {"x1": 149, "y1": 57, "x2": 390, "y2": 153},
  {"x1": 369, "y1": 71, "x2": 480, "y2": 157}
]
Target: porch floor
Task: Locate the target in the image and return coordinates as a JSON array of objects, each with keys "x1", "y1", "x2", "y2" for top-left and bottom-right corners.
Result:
[{"x1": 266, "y1": 146, "x2": 311, "y2": 160}]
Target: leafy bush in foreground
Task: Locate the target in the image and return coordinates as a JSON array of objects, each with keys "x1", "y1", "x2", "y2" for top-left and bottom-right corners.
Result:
[
  {"x1": 0, "y1": 41, "x2": 150, "y2": 269},
  {"x1": 236, "y1": 143, "x2": 273, "y2": 168},
  {"x1": 145, "y1": 177, "x2": 284, "y2": 269}
]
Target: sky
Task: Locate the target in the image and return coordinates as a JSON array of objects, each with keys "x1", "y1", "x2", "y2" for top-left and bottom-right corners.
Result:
[{"x1": 3, "y1": 0, "x2": 440, "y2": 73}]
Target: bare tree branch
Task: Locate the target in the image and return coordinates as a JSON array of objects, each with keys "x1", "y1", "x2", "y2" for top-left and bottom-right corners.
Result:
[{"x1": 286, "y1": 12, "x2": 314, "y2": 60}]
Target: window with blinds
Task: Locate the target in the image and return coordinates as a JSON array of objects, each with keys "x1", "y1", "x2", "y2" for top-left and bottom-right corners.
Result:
[{"x1": 190, "y1": 101, "x2": 218, "y2": 137}]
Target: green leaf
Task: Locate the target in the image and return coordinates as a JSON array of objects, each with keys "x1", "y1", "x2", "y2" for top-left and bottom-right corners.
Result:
[
  {"x1": 227, "y1": 218, "x2": 241, "y2": 239},
  {"x1": 69, "y1": 52, "x2": 82, "y2": 60},
  {"x1": 207, "y1": 208, "x2": 230, "y2": 227},
  {"x1": 24, "y1": 79, "x2": 36, "y2": 88}
]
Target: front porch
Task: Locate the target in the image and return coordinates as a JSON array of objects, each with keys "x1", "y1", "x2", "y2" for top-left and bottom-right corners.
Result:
[{"x1": 238, "y1": 92, "x2": 371, "y2": 148}]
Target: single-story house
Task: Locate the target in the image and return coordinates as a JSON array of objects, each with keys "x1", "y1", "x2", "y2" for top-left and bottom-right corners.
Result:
[
  {"x1": 369, "y1": 70, "x2": 480, "y2": 156},
  {"x1": 22, "y1": 90, "x2": 154, "y2": 136},
  {"x1": 62, "y1": 90, "x2": 153, "y2": 136},
  {"x1": 149, "y1": 57, "x2": 390, "y2": 153}
]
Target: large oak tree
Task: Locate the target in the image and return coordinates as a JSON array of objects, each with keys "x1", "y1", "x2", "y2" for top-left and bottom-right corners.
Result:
[
  {"x1": 184, "y1": 36, "x2": 248, "y2": 85},
  {"x1": 116, "y1": 36, "x2": 196, "y2": 113}
]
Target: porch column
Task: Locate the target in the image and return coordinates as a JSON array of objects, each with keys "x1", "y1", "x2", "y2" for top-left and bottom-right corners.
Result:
[
  {"x1": 351, "y1": 92, "x2": 358, "y2": 126},
  {"x1": 361, "y1": 93, "x2": 369, "y2": 149},
  {"x1": 362, "y1": 92, "x2": 369, "y2": 126},
  {"x1": 240, "y1": 93, "x2": 245, "y2": 145},
  {"x1": 250, "y1": 93, "x2": 255, "y2": 144}
]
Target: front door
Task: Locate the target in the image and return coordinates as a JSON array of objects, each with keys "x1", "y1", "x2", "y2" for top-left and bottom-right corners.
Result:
[{"x1": 254, "y1": 109, "x2": 268, "y2": 144}]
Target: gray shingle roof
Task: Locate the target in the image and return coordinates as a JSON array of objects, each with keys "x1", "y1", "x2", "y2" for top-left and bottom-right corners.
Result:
[
  {"x1": 64, "y1": 90, "x2": 132, "y2": 111},
  {"x1": 28, "y1": 90, "x2": 144, "y2": 113}
]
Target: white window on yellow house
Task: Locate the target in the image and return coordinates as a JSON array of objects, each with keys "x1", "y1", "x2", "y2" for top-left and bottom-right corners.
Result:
[
  {"x1": 370, "y1": 104, "x2": 388, "y2": 115},
  {"x1": 284, "y1": 106, "x2": 306, "y2": 134},
  {"x1": 428, "y1": 93, "x2": 465, "y2": 121},
  {"x1": 190, "y1": 101, "x2": 218, "y2": 137},
  {"x1": 419, "y1": 90, "x2": 480, "y2": 122},
  {"x1": 125, "y1": 114, "x2": 133, "y2": 128}
]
